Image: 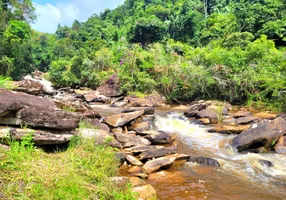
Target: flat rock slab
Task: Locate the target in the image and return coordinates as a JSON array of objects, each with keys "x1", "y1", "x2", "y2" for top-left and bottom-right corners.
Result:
[
  {"x1": 114, "y1": 133, "x2": 151, "y2": 147},
  {"x1": 139, "y1": 146, "x2": 178, "y2": 160},
  {"x1": 165, "y1": 153, "x2": 191, "y2": 161},
  {"x1": 126, "y1": 155, "x2": 143, "y2": 166},
  {"x1": 0, "y1": 89, "x2": 80, "y2": 130},
  {"x1": 233, "y1": 111, "x2": 252, "y2": 118},
  {"x1": 231, "y1": 117, "x2": 286, "y2": 152},
  {"x1": 0, "y1": 126, "x2": 73, "y2": 145},
  {"x1": 253, "y1": 112, "x2": 277, "y2": 119},
  {"x1": 208, "y1": 125, "x2": 251, "y2": 134},
  {"x1": 129, "y1": 122, "x2": 151, "y2": 133},
  {"x1": 235, "y1": 116, "x2": 258, "y2": 125},
  {"x1": 142, "y1": 157, "x2": 176, "y2": 174},
  {"x1": 104, "y1": 110, "x2": 144, "y2": 127},
  {"x1": 125, "y1": 145, "x2": 159, "y2": 154}
]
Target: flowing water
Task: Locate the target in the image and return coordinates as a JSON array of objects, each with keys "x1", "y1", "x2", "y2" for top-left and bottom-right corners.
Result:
[
  {"x1": 144, "y1": 113, "x2": 286, "y2": 200},
  {"x1": 24, "y1": 75, "x2": 55, "y2": 93}
]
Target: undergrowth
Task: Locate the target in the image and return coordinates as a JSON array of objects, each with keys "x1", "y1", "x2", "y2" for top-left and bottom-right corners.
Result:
[{"x1": 0, "y1": 134, "x2": 135, "y2": 200}]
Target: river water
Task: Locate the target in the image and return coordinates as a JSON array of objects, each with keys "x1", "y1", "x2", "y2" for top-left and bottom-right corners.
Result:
[{"x1": 148, "y1": 113, "x2": 286, "y2": 200}]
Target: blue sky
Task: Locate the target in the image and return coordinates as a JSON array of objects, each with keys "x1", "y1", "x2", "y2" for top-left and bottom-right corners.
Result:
[{"x1": 31, "y1": 0, "x2": 125, "y2": 33}]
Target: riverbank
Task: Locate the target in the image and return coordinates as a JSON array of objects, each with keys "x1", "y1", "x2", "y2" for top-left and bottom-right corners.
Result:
[{"x1": 0, "y1": 74, "x2": 285, "y2": 199}]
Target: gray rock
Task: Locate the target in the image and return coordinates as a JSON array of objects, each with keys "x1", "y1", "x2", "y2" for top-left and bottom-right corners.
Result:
[
  {"x1": 142, "y1": 157, "x2": 176, "y2": 174},
  {"x1": 188, "y1": 157, "x2": 220, "y2": 167},
  {"x1": 126, "y1": 155, "x2": 143, "y2": 166},
  {"x1": 114, "y1": 133, "x2": 151, "y2": 147},
  {"x1": 139, "y1": 146, "x2": 178, "y2": 160},
  {"x1": 104, "y1": 110, "x2": 144, "y2": 127}
]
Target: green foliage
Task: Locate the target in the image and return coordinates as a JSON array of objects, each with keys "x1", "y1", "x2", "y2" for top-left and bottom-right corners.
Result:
[{"x1": 0, "y1": 136, "x2": 136, "y2": 199}]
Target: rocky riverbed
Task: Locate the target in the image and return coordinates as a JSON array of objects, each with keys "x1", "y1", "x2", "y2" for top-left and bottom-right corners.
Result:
[{"x1": 0, "y1": 73, "x2": 285, "y2": 200}]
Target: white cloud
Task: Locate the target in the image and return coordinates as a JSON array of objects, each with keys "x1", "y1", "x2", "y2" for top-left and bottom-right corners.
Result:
[{"x1": 31, "y1": 0, "x2": 125, "y2": 33}]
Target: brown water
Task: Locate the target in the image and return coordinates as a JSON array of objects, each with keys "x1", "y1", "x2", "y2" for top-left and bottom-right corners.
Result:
[{"x1": 111, "y1": 105, "x2": 286, "y2": 199}]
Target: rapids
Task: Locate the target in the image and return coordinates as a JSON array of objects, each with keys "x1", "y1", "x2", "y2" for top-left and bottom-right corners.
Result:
[{"x1": 149, "y1": 112, "x2": 286, "y2": 200}]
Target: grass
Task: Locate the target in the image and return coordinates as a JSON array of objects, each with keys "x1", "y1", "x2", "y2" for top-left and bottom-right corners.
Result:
[
  {"x1": 0, "y1": 134, "x2": 136, "y2": 200},
  {"x1": 0, "y1": 76, "x2": 14, "y2": 90},
  {"x1": 128, "y1": 91, "x2": 148, "y2": 99}
]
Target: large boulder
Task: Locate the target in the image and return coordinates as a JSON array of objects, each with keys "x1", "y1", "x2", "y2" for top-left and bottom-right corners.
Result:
[
  {"x1": 138, "y1": 131, "x2": 171, "y2": 145},
  {"x1": 0, "y1": 89, "x2": 80, "y2": 130},
  {"x1": 231, "y1": 117, "x2": 286, "y2": 152},
  {"x1": 104, "y1": 110, "x2": 144, "y2": 127},
  {"x1": 114, "y1": 133, "x2": 151, "y2": 147},
  {"x1": 142, "y1": 157, "x2": 176, "y2": 174},
  {"x1": 97, "y1": 83, "x2": 122, "y2": 97},
  {"x1": 196, "y1": 109, "x2": 219, "y2": 123},
  {"x1": 0, "y1": 126, "x2": 73, "y2": 145},
  {"x1": 13, "y1": 79, "x2": 45, "y2": 95}
]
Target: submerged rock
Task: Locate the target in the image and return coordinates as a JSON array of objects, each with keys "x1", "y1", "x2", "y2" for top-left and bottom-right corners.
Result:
[
  {"x1": 231, "y1": 117, "x2": 286, "y2": 152},
  {"x1": 104, "y1": 110, "x2": 144, "y2": 127},
  {"x1": 188, "y1": 157, "x2": 220, "y2": 167},
  {"x1": 132, "y1": 184, "x2": 157, "y2": 200},
  {"x1": 259, "y1": 160, "x2": 274, "y2": 167},
  {"x1": 142, "y1": 157, "x2": 176, "y2": 174}
]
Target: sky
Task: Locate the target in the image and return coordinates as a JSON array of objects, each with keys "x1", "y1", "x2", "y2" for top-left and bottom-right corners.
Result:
[{"x1": 32, "y1": 0, "x2": 125, "y2": 33}]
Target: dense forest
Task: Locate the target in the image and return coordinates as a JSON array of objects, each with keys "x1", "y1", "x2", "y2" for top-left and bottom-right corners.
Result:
[{"x1": 0, "y1": 0, "x2": 285, "y2": 110}]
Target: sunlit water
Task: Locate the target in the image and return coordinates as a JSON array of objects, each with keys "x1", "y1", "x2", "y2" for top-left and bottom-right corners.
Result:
[{"x1": 147, "y1": 112, "x2": 286, "y2": 200}]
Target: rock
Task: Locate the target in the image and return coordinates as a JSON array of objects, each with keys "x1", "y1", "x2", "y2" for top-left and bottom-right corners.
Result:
[
  {"x1": 253, "y1": 112, "x2": 277, "y2": 119},
  {"x1": 82, "y1": 110, "x2": 100, "y2": 119},
  {"x1": 231, "y1": 117, "x2": 286, "y2": 152},
  {"x1": 196, "y1": 109, "x2": 219, "y2": 123},
  {"x1": 141, "y1": 131, "x2": 171, "y2": 145},
  {"x1": 83, "y1": 91, "x2": 110, "y2": 103},
  {"x1": 188, "y1": 157, "x2": 220, "y2": 167},
  {"x1": 259, "y1": 160, "x2": 274, "y2": 167},
  {"x1": 0, "y1": 89, "x2": 80, "y2": 130},
  {"x1": 104, "y1": 110, "x2": 144, "y2": 127},
  {"x1": 275, "y1": 136, "x2": 286, "y2": 154},
  {"x1": 129, "y1": 177, "x2": 145, "y2": 187},
  {"x1": 142, "y1": 157, "x2": 176, "y2": 174},
  {"x1": 112, "y1": 127, "x2": 123, "y2": 134},
  {"x1": 132, "y1": 184, "x2": 157, "y2": 200},
  {"x1": 184, "y1": 101, "x2": 207, "y2": 117},
  {"x1": 126, "y1": 155, "x2": 143, "y2": 166},
  {"x1": 208, "y1": 125, "x2": 251, "y2": 134},
  {"x1": 125, "y1": 145, "x2": 158, "y2": 154},
  {"x1": 0, "y1": 126, "x2": 73, "y2": 145},
  {"x1": 97, "y1": 83, "x2": 122, "y2": 97},
  {"x1": 165, "y1": 153, "x2": 191, "y2": 161},
  {"x1": 129, "y1": 122, "x2": 151, "y2": 133},
  {"x1": 139, "y1": 146, "x2": 178, "y2": 160},
  {"x1": 122, "y1": 107, "x2": 155, "y2": 115},
  {"x1": 235, "y1": 116, "x2": 258, "y2": 125},
  {"x1": 233, "y1": 111, "x2": 252, "y2": 118},
  {"x1": 127, "y1": 166, "x2": 142, "y2": 173},
  {"x1": 134, "y1": 173, "x2": 149, "y2": 179},
  {"x1": 83, "y1": 119, "x2": 110, "y2": 132},
  {"x1": 126, "y1": 94, "x2": 166, "y2": 107},
  {"x1": 198, "y1": 118, "x2": 211, "y2": 124},
  {"x1": 13, "y1": 79, "x2": 45, "y2": 95},
  {"x1": 114, "y1": 133, "x2": 151, "y2": 147},
  {"x1": 78, "y1": 129, "x2": 122, "y2": 148},
  {"x1": 111, "y1": 177, "x2": 129, "y2": 186},
  {"x1": 113, "y1": 101, "x2": 128, "y2": 107},
  {"x1": 222, "y1": 107, "x2": 229, "y2": 115},
  {"x1": 0, "y1": 143, "x2": 10, "y2": 150},
  {"x1": 116, "y1": 152, "x2": 128, "y2": 165}
]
